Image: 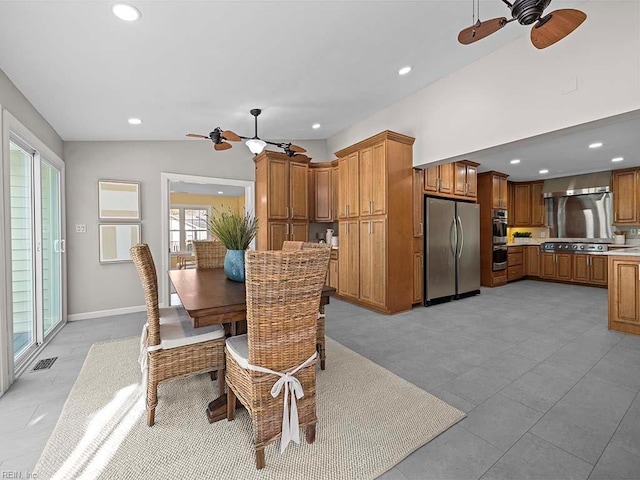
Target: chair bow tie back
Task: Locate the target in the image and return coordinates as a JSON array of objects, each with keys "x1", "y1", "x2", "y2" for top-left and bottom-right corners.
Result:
[{"x1": 247, "y1": 352, "x2": 317, "y2": 453}]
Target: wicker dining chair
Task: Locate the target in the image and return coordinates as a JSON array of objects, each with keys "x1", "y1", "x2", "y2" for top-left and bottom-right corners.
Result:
[
  {"x1": 130, "y1": 243, "x2": 226, "y2": 426},
  {"x1": 281, "y1": 240, "x2": 303, "y2": 251},
  {"x1": 225, "y1": 248, "x2": 331, "y2": 469},
  {"x1": 302, "y1": 242, "x2": 332, "y2": 370},
  {"x1": 192, "y1": 240, "x2": 227, "y2": 269}
]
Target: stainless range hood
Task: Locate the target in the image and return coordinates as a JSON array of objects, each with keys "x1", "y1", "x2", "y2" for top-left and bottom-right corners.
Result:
[
  {"x1": 542, "y1": 171, "x2": 611, "y2": 198},
  {"x1": 543, "y1": 172, "x2": 613, "y2": 239}
]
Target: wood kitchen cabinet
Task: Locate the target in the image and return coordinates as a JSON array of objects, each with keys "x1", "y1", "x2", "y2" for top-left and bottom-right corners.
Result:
[
  {"x1": 530, "y1": 182, "x2": 545, "y2": 226},
  {"x1": 328, "y1": 250, "x2": 339, "y2": 291},
  {"x1": 540, "y1": 252, "x2": 572, "y2": 281},
  {"x1": 612, "y1": 169, "x2": 638, "y2": 225},
  {"x1": 510, "y1": 181, "x2": 546, "y2": 227},
  {"x1": 359, "y1": 218, "x2": 387, "y2": 308},
  {"x1": 491, "y1": 173, "x2": 508, "y2": 209},
  {"x1": 507, "y1": 182, "x2": 515, "y2": 227},
  {"x1": 424, "y1": 163, "x2": 453, "y2": 195},
  {"x1": 454, "y1": 161, "x2": 479, "y2": 200},
  {"x1": 524, "y1": 246, "x2": 540, "y2": 277},
  {"x1": 359, "y1": 142, "x2": 386, "y2": 216},
  {"x1": 507, "y1": 246, "x2": 524, "y2": 281},
  {"x1": 338, "y1": 220, "x2": 359, "y2": 298},
  {"x1": 413, "y1": 252, "x2": 423, "y2": 304},
  {"x1": 310, "y1": 161, "x2": 340, "y2": 222},
  {"x1": 573, "y1": 254, "x2": 608, "y2": 286},
  {"x1": 513, "y1": 183, "x2": 532, "y2": 226},
  {"x1": 608, "y1": 256, "x2": 640, "y2": 335},
  {"x1": 255, "y1": 151, "x2": 309, "y2": 250},
  {"x1": 335, "y1": 130, "x2": 415, "y2": 314},
  {"x1": 338, "y1": 152, "x2": 359, "y2": 219},
  {"x1": 413, "y1": 169, "x2": 424, "y2": 237}
]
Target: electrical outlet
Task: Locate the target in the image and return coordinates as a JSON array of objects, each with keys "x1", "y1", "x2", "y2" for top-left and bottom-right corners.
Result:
[
  {"x1": 75, "y1": 224, "x2": 86, "y2": 233},
  {"x1": 631, "y1": 229, "x2": 637, "y2": 235},
  {"x1": 540, "y1": 231, "x2": 546, "y2": 238}
]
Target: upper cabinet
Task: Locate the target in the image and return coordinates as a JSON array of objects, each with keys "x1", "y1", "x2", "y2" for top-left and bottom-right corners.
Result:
[
  {"x1": 359, "y1": 142, "x2": 387, "y2": 216},
  {"x1": 424, "y1": 160, "x2": 478, "y2": 202},
  {"x1": 310, "y1": 161, "x2": 339, "y2": 222},
  {"x1": 338, "y1": 152, "x2": 359, "y2": 218},
  {"x1": 509, "y1": 180, "x2": 545, "y2": 227},
  {"x1": 488, "y1": 172, "x2": 508, "y2": 209},
  {"x1": 454, "y1": 161, "x2": 479, "y2": 199},
  {"x1": 613, "y1": 169, "x2": 638, "y2": 225}
]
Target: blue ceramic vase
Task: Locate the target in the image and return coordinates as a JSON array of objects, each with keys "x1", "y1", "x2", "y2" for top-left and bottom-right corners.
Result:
[{"x1": 224, "y1": 250, "x2": 246, "y2": 282}]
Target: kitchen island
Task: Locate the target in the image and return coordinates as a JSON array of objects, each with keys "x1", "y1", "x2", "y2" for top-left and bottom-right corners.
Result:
[{"x1": 606, "y1": 247, "x2": 640, "y2": 336}]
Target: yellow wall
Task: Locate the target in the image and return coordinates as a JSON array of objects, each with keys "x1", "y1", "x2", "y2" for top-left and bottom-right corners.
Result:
[{"x1": 169, "y1": 193, "x2": 245, "y2": 216}]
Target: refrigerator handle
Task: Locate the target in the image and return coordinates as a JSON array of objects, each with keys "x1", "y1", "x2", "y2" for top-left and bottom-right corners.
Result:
[
  {"x1": 450, "y1": 218, "x2": 458, "y2": 256},
  {"x1": 457, "y1": 216, "x2": 464, "y2": 258}
]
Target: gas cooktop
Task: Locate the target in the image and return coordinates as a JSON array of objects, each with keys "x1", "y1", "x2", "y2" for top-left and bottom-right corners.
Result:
[{"x1": 541, "y1": 242, "x2": 608, "y2": 253}]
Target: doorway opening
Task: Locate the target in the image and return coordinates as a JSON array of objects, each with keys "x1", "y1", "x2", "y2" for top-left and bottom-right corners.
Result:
[{"x1": 160, "y1": 173, "x2": 254, "y2": 307}]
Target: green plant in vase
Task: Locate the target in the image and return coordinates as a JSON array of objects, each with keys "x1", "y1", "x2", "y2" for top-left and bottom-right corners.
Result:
[
  {"x1": 513, "y1": 231, "x2": 532, "y2": 243},
  {"x1": 208, "y1": 210, "x2": 258, "y2": 282}
]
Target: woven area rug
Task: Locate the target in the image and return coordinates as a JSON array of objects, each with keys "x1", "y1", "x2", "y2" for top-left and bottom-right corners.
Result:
[{"x1": 34, "y1": 336, "x2": 464, "y2": 479}]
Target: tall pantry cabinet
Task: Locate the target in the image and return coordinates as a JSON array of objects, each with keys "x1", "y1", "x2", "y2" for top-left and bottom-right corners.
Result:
[
  {"x1": 254, "y1": 151, "x2": 309, "y2": 250},
  {"x1": 336, "y1": 131, "x2": 415, "y2": 314}
]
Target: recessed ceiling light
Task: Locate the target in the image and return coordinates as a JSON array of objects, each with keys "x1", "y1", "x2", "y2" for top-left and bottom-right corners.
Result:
[
  {"x1": 218, "y1": 191, "x2": 224, "y2": 194},
  {"x1": 312, "y1": 123, "x2": 321, "y2": 129},
  {"x1": 510, "y1": 159, "x2": 521, "y2": 164},
  {"x1": 128, "y1": 118, "x2": 142, "y2": 125},
  {"x1": 589, "y1": 142, "x2": 603, "y2": 149},
  {"x1": 398, "y1": 66, "x2": 412, "y2": 76},
  {"x1": 539, "y1": 169, "x2": 549, "y2": 174},
  {"x1": 111, "y1": 3, "x2": 141, "y2": 21},
  {"x1": 612, "y1": 157, "x2": 624, "y2": 162}
]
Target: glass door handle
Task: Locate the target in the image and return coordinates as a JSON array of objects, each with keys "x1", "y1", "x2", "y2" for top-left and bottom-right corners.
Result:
[{"x1": 60, "y1": 239, "x2": 66, "y2": 253}]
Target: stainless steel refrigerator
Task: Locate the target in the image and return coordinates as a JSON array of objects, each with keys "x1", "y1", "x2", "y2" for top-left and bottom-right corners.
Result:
[{"x1": 424, "y1": 197, "x2": 480, "y2": 305}]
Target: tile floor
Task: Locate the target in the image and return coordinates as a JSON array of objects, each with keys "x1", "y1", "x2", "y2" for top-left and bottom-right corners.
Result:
[{"x1": 1, "y1": 280, "x2": 639, "y2": 479}]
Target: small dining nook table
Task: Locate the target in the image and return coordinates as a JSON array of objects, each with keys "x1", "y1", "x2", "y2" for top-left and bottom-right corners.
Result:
[{"x1": 168, "y1": 267, "x2": 336, "y2": 422}]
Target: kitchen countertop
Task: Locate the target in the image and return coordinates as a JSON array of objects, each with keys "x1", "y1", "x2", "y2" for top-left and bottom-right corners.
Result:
[{"x1": 604, "y1": 247, "x2": 640, "y2": 256}]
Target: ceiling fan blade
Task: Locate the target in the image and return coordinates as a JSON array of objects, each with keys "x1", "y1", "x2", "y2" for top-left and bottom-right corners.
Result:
[
  {"x1": 186, "y1": 133, "x2": 209, "y2": 139},
  {"x1": 458, "y1": 17, "x2": 507, "y2": 45},
  {"x1": 222, "y1": 130, "x2": 242, "y2": 142},
  {"x1": 289, "y1": 144, "x2": 307, "y2": 153},
  {"x1": 294, "y1": 154, "x2": 311, "y2": 161},
  {"x1": 531, "y1": 9, "x2": 586, "y2": 49},
  {"x1": 214, "y1": 142, "x2": 232, "y2": 151}
]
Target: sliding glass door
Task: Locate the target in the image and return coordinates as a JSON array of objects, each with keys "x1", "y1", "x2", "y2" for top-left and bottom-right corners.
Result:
[
  {"x1": 8, "y1": 137, "x2": 65, "y2": 369},
  {"x1": 9, "y1": 141, "x2": 36, "y2": 361},
  {"x1": 41, "y1": 160, "x2": 63, "y2": 335}
]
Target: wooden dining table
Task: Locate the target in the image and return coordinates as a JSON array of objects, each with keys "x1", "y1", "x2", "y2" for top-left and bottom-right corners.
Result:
[{"x1": 168, "y1": 267, "x2": 336, "y2": 422}]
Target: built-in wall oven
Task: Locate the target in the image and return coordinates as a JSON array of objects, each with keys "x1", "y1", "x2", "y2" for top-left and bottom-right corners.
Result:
[
  {"x1": 493, "y1": 245, "x2": 508, "y2": 271},
  {"x1": 492, "y1": 209, "x2": 508, "y2": 245}
]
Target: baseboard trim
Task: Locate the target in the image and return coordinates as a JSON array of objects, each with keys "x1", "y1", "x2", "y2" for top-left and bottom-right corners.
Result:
[{"x1": 68, "y1": 305, "x2": 147, "y2": 321}]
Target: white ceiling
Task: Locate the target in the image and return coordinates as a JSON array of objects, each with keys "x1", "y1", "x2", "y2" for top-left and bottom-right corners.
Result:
[
  {"x1": 467, "y1": 111, "x2": 640, "y2": 182},
  {"x1": 2, "y1": 0, "x2": 618, "y2": 182},
  {"x1": 0, "y1": 0, "x2": 543, "y2": 142}
]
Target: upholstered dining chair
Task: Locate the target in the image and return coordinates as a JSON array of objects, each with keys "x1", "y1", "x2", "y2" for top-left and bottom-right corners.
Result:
[
  {"x1": 192, "y1": 240, "x2": 226, "y2": 269},
  {"x1": 130, "y1": 243, "x2": 226, "y2": 426},
  {"x1": 225, "y1": 248, "x2": 331, "y2": 469},
  {"x1": 302, "y1": 242, "x2": 332, "y2": 370},
  {"x1": 281, "y1": 240, "x2": 303, "y2": 251}
]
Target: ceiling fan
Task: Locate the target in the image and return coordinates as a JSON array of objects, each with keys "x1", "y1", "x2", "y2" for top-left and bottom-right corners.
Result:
[
  {"x1": 187, "y1": 109, "x2": 310, "y2": 159},
  {"x1": 458, "y1": 0, "x2": 587, "y2": 50}
]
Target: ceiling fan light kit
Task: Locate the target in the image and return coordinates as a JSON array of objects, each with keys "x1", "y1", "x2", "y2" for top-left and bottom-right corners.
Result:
[
  {"x1": 187, "y1": 108, "x2": 309, "y2": 160},
  {"x1": 458, "y1": 0, "x2": 586, "y2": 50}
]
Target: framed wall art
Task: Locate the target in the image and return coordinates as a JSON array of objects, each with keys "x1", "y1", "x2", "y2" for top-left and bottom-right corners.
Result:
[
  {"x1": 98, "y1": 180, "x2": 141, "y2": 220},
  {"x1": 99, "y1": 223, "x2": 141, "y2": 263}
]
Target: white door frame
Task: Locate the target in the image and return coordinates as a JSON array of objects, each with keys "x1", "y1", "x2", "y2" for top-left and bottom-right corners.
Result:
[
  {"x1": 0, "y1": 109, "x2": 67, "y2": 394},
  {"x1": 160, "y1": 172, "x2": 254, "y2": 308}
]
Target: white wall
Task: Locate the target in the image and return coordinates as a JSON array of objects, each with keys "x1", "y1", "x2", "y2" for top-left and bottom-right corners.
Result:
[
  {"x1": 63, "y1": 139, "x2": 328, "y2": 316},
  {"x1": 0, "y1": 69, "x2": 64, "y2": 394},
  {"x1": 327, "y1": 1, "x2": 640, "y2": 166}
]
